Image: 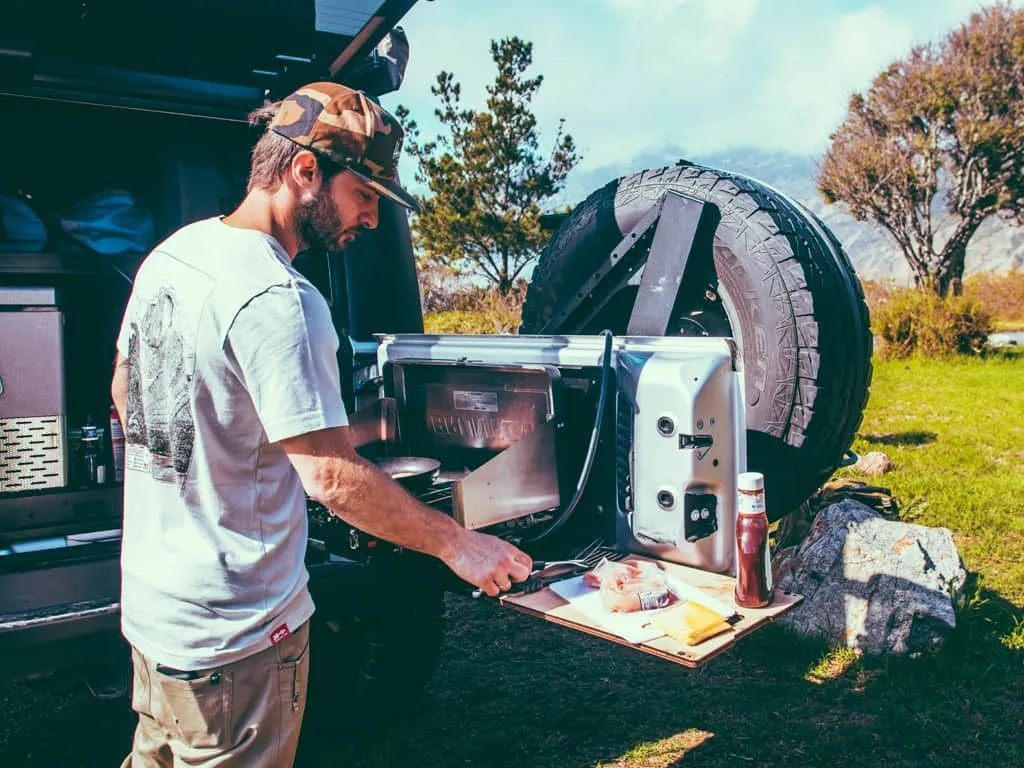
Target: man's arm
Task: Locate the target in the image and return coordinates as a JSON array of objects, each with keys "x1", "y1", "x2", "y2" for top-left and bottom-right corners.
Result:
[
  {"x1": 280, "y1": 426, "x2": 531, "y2": 597},
  {"x1": 111, "y1": 352, "x2": 129, "y2": 429},
  {"x1": 227, "y1": 282, "x2": 529, "y2": 596}
]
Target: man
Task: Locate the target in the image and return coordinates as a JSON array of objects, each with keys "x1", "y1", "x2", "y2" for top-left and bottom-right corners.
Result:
[{"x1": 111, "y1": 82, "x2": 531, "y2": 768}]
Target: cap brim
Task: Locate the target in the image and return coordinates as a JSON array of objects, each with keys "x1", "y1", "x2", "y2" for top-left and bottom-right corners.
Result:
[{"x1": 349, "y1": 168, "x2": 421, "y2": 213}]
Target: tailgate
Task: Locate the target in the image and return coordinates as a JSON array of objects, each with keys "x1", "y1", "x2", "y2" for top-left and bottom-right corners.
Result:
[
  {"x1": 498, "y1": 557, "x2": 801, "y2": 669},
  {"x1": 0, "y1": 0, "x2": 419, "y2": 118}
]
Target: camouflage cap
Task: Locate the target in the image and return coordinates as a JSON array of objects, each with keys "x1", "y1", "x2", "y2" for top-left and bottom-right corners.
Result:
[{"x1": 269, "y1": 81, "x2": 420, "y2": 212}]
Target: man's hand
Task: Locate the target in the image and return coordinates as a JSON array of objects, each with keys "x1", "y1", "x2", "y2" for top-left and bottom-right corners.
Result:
[
  {"x1": 444, "y1": 530, "x2": 532, "y2": 597},
  {"x1": 281, "y1": 426, "x2": 532, "y2": 596}
]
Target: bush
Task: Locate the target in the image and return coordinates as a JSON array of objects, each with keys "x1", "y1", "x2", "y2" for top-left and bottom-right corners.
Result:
[
  {"x1": 861, "y1": 278, "x2": 898, "y2": 311},
  {"x1": 418, "y1": 264, "x2": 466, "y2": 313},
  {"x1": 872, "y1": 288, "x2": 993, "y2": 359},
  {"x1": 422, "y1": 285, "x2": 525, "y2": 334},
  {"x1": 964, "y1": 271, "x2": 1024, "y2": 327},
  {"x1": 424, "y1": 308, "x2": 518, "y2": 334}
]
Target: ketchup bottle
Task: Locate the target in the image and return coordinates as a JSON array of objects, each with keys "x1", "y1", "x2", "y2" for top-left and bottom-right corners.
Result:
[{"x1": 734, "y1": 471, "x2": 774, "y2": 608}]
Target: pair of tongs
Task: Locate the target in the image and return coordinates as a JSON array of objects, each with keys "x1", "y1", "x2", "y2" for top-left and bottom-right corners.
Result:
[
  {"x1": 534, "y1": 537, "x2": 623, "y2": 570},
  {"x1": 472, "y1": 539, "x2": 628, "y2": 598}
]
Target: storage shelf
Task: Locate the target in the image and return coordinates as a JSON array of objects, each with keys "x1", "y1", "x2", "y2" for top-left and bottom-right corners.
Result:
[
  {"x1": 0, "y1": 484, "x2": 123, "y2": 540},
  {"x1": 0, "y1": 483, "x2": 122, "y2": 502},
  {"x1": 0, "y1": 251, "x2": 141, "y2": 280}
]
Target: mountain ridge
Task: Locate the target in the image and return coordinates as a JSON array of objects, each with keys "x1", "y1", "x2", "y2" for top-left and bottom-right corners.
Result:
[{"x1": 561, "y1": 147, "x2": 1024, "y2": 282}]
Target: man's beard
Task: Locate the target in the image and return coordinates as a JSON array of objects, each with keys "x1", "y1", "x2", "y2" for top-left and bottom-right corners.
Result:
[{"x1": 295, "y1": 192, "x2": 352, "y2": 253}]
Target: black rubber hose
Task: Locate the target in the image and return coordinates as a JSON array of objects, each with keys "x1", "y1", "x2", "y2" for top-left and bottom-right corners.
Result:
[{"x1": 520, "y1": 329, "x2": 614, "y2": 544}]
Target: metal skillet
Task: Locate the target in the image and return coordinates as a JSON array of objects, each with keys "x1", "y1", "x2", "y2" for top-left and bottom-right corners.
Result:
[{"x1": 374, "y1": 456, "x2": 442, "y2": 493}]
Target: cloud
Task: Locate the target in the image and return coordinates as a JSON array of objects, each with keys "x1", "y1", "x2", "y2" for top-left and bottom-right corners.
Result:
[
  {"x1": 531, "y1": 0, "x2": 763, "y2": 168},
  {"x1": 736, "y1": 6, "x2": 916, "y2": 153},
  {"x1": 388, "y1": 0, "x2": 1022, "y2": 201},
  {"x1": 389, "y1": 0, "x2": 764, "y2": 165}
]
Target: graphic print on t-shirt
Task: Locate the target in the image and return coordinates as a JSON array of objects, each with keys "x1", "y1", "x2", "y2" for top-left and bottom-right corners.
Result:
[{"x1": 124, "y1": 286, "x2": 195, "y2": 484}]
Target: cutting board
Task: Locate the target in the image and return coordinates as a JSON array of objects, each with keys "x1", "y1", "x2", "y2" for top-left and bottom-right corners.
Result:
[{"x1": 499, "y1": 556, "x2": 802, "y2": 668}]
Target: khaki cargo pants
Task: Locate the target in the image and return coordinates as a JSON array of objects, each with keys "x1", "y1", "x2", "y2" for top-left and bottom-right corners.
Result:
[{"x1": 120, "y1": 622, "x2": 310, "y2": 768}]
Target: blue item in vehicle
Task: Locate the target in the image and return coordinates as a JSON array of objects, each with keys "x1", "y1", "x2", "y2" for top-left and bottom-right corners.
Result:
[
  {"x1": 0, "y1": 192, "x2": 48, "y2": 252},
  {"x1": 9, "y1": 537, "x2": 68, "y2": 553},
  {"x1": 60, "y1": 190, "x2": 155, "y2": 255}
]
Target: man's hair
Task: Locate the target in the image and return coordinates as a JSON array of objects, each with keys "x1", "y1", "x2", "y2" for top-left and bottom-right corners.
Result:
[{"x1": 246, "y1": 101, "x2": 341, "y2": 193}]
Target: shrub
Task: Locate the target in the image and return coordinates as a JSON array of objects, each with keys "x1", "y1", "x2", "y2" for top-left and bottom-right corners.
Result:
[
  {"x1": 861, "y1": 278, "x2": 898, "y2": 312},
  {"x1": 872, "y1": 288, "x2": 993, "y2": 359},
  {"x1": 418, "y1": 264, "x2": 466, "y2": 313},
  {"x1": 964, "y1": 271, "x2": 1024, "y2": 327},
  {"x1": 423, "y1": 285, "x2": 525, "y2": 334}
]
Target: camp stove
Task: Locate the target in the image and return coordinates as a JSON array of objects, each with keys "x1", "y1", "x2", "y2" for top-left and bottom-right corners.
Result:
[{"x1": 344, "y1": 334, "x2": 746, "y2": 575}]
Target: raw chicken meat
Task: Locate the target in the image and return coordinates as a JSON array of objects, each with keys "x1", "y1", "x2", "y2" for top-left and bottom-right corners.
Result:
[{"x1": 585, "y1": 558, "x2": 676, "y2": 613}]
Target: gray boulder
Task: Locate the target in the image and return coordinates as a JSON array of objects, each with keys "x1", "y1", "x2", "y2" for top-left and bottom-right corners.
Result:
[{"x1": 773, "y1": 499, "x2": 967, "y2": 655}]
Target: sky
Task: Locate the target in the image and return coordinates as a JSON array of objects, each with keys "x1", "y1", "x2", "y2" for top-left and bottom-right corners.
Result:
[{"x1": 380, "y1": 0, "x2": 1021, "y2": 203}]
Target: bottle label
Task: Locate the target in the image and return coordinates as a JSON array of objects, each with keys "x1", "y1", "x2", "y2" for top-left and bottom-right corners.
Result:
[{"x1": 738, "y1": 489, "x2": 766, "y2": 516}]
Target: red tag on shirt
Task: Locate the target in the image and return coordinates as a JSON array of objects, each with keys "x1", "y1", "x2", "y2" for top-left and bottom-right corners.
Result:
[{"x1": 270, "y1": 623, "x2": 291, "y2": 645}]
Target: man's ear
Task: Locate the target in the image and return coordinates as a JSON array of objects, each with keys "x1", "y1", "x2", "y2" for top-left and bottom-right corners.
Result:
[{"x1": 290, "y1": 150, "x2": 320, "y2": 191}]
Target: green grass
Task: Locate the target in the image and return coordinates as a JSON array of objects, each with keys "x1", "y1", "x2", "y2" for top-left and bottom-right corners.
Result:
[
  {"x1": 991, "y1": 318, "x2": 1024, "y2": 332},
  {"x1": 803, "y1": 646, "x2": 860, "y2": 684},
  {"x1": 294, "y1": 351, "x2": 1023, "y2": 768},
  {"x1": 842, "y1": 350, "x2": 1024, "y2": 605},
  {"x1": 2, "y1": 353, "x2": 1021, "y2": 768}
]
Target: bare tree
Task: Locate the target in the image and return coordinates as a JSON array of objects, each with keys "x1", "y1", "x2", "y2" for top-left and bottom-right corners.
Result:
[{"x1": 819, "y1": 3, "x2": 1024, "y2": 296}]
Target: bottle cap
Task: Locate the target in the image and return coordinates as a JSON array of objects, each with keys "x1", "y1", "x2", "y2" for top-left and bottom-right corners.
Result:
[{"x1": 737, "y1": 471, "x2": 764, "y2": 492}]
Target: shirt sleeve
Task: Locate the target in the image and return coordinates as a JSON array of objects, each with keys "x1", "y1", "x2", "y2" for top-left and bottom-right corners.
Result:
[{"x1": 225, "y1": 281, "x2": 348, "y2": 443}]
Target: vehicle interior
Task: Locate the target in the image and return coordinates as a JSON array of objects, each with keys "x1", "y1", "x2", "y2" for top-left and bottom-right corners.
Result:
[
  {"x1": 0, "y1": 0, "x2": 838, "y2": 691},
  {"x1": 0, "y1": 0, "x2": 423, "y2": 680}
]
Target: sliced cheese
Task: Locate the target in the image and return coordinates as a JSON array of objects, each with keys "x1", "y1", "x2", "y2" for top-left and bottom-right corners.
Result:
[{"x1": 652, "y1": 600, "x2": 733, "y2": 646}]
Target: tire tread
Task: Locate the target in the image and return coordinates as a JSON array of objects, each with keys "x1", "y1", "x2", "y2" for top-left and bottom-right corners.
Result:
[{"x1": 522, "y1": 162, "x2": 872, "y2": 513}]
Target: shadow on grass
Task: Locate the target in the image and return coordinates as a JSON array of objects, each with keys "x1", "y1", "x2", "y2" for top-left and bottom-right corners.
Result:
[
  {"x1": 290, "y1": 583, "x2": 1022, "y2": 768},
  {"x1": 983, "y1": 346, "x2": 1024, "y2": 360},
  {"x1": 860, "y1": 431, "x2": 938, "y2": 446},
  {"x1": 0, "y1": 585, "x2": 1020, "y2": 768}
]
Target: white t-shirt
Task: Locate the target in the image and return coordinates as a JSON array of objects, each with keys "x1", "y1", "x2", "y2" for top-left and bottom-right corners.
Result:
[{"x1": 115, "y1": 217, "x2": 348, "y2": 670}]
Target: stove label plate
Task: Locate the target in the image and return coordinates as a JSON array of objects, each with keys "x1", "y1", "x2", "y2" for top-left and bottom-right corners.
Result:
[{"x1": 452, "y1": 390, "x2": 500, "y2": 413}]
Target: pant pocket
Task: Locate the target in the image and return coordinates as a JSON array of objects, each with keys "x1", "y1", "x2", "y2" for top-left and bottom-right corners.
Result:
[
  {"x1": 153, "y1": 668, "x2": 231, "y2": 751},
  {"x1": 128, "y1": 648, "x2": 153, "y2": 718},
  {"x1": 273, "y1": 623, "x2": 310, "y2": 666},
  {"x1": 278, "y1": 630, "x2": 309, "y2": 716}
]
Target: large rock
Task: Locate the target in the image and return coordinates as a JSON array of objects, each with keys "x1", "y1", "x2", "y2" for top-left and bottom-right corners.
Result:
[{"x1": 773, "y1": 499, "x2": 967, "y2": 655}]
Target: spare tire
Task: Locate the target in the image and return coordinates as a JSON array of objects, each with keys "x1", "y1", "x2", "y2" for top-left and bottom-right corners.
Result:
[{"x1": 520, "y1": 163, "x2": 873, "y2": 517}]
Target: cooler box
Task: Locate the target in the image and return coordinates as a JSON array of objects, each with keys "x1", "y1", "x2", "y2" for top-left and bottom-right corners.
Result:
[{"x1": 0, "y1": 287, "x2": 67, "y2": 492}]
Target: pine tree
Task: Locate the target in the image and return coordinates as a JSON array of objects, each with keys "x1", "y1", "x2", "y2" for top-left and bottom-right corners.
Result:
[{"x1": 396, "y1": 37, "x2": 579, "y2": 294}]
